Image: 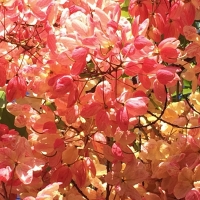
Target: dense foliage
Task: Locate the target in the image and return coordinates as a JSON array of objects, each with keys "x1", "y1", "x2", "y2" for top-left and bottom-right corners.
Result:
[{"x1": 0, "y1": 0, "x2": 200, "y2": 199}]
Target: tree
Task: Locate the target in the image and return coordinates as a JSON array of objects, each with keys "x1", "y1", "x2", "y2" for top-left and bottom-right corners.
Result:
[{"x1": 0, "y1": 0, "x2": 200, "y2": 199}]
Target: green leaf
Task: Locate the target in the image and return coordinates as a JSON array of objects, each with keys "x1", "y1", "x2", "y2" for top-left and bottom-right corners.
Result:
[
  {"x1": 183, "y1": 80, "x2": 191, "y2": 88},
  {"x1": 182, "y1": 88, "x2": 192, "y2": 95},
  {"x1": 56, "y1": 118, "x2": 67, "y2": 130},
  {"x1": 178, "y1": 34, "x2": 190, "y2": 50},
  {"x1": 121, "y1": 9, "x2": 129, "y2": 18},
  {"x1": 0, "y1": 91, "x2": 6, "y2": 108},
  {"x1": 0, "y1": 91, "x2": 6, "y2": 120},
  {"x1": 121, "y1": 0, "x2": 130, "y2": 7},
  {"x1": 45, "y1": 101, "x2": 56, "y2": 111},
  {"x1": 121, "y1": 0, "x2": 131, "y2": 19}
]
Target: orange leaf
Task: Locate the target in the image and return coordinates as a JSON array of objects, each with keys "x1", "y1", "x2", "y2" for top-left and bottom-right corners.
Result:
[{"x1": 62, "y1": 145, "x2": 79, "y2": 165}]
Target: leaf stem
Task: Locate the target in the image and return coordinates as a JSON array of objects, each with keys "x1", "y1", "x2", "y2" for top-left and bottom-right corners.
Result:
[{"x1": 71, "y1": 179, "x2": 89, "y2": 200}]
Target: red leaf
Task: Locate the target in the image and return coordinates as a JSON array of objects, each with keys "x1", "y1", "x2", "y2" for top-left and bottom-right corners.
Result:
[
  {"x1": 67, "y1": 84, "x2": 78, "y2": 108},
  {"x1": 71, "y1": 61, "x2": 86, "y2": 75},
  {"x1": 80, "y1": 102, "x2": 103, "y2": 118},
  {"x1": 51, "y1": 166, "x2": 72, "y2": 187},
  {"x1": 6, "y1": 76, "x2": 27, "y2": 102},
  {"x1": 156, "y1": 68, "x2": 175, "y2": 85},
  {"x1": 96, "y1": 110, "x2": 110, "y2": 131},
  {"x1": 142, "y1": 57, "x2": 157, "y2": 73},
  {"x1": 0, "y1": 66, "x2": 6, "y2": 87},
  {"x1": 0, "y1": 124, "x2": 9, "y2": 136},
  {"x1": 65, "y1": 105, "x2": 79, "y2": 124},
  {"x1": 153, "y1": 79, "x2": 167, "y2": 103},
  {"x1": 124, "y1": 62, "x2": 141, "y2": 76},
  {"x1": 71, "y1": 160, "x2": 87, "y2": 188},
  {"x1": 160, "y1": 47, "x2": 179, "y2": 63},
  {"x1": 43, "y1": 121, "x2": 57, "y2": 134},
  {"x1": 138, "y1": 73, "x2": 151, "y2": 89}
]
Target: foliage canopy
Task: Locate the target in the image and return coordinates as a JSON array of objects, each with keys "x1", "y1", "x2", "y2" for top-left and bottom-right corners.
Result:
[{"x1": 0, "y1": 0, "x2": 200, "y2": 199}]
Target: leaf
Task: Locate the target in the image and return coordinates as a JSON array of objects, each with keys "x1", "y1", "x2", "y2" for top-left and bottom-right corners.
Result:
[
  {"x1": 153, "y1": 79, "x2": 167, "y2": 103},
  {"x1": 121, "y1": 0, "x2": 130, "y2": 7},
  {"x1": 71, "y1": 160, "x2": 87, "y2": 188},
  {"x1": 125, "y1": 97, "x2": 149, "y2": 117},
  {"x1": 156, "y1": 68, "x2": 175, "y2": 85},
  {"x1": 121, "y1": 9, "x2": 129, "y2": 18},
  {"x1": 174, "y1": 181, "x2": 193, "y2": 199},
  {"x1": 62, "y1": 145, "x2": 79, "y2": 165},
  {"x1": 134, "y1": 35, "x2": 152, "y2": 50},
  {"x1": 51, "y1": 166, "x2": 72, "y2": 187},
  {"x1": 0, "y1": 66, "x2": 6, "y2": 87},
  {"x1": 84, "y1": 157, "x2": 96, "y2": 178},
  {"x1": 142, "y1": 57, "x2": 157, "y2": 73},
  {"x1": 37, "y1": 182, "x2": 62, "y2": 198},
  {"x1": 0, "y1": 91, "x2": 6, "y2": 120},
  {"x1": 6, "y1": 76, "x2": 27, "y2": 102},
  {"x1": 95, "y1": 110, "x2": 110, "y2": 131},
  {"x1": 116, "y1": 107, "x2": 129, "y2": 131},
  {"x1": 112, "y1": 143, "x2": 123, "y2": 159},
  {"x1": 16, "y1": 163, "x2": 33, "y2": 184},
  {"x1": 124, "y1": 62, "x2": 141, "y2": 76},
  {"x1": 0, "y1": 107, "x2": 28, "y2": 138},
  {"x1": 80, "y1": 102, "x2": 103, "y2": 118},
  {"x1": 47, "y1": 31, "x2": 57, "y2": 53}
]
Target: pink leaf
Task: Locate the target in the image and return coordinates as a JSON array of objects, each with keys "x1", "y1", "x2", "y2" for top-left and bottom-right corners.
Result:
[
  {"x1": 116, "y1": 107, "x2": 129, "y2": 131},
  {"x1": 47, "y1": 31, "x2": 57, "y2": 53},
  {"x1": 48, "y1": 74, "x2": 73, "y2": 96},
  {"x1": 37, "y1": 182, "x2": 62, "y2": 198},
  {"x1": 134, "y1": 35, "x2": 152, "y2": 50},
  {"x1": 185, "y1": 189, "x2": 200, "y2": 200},
  {"x1": 72, "y1": 47, "x2": 88, "y2": 61},
  {"x1": 36, "y1": 0, "x2": 52, "y2": 8},
  {"x1": 112, "y1": 143, "x2": 123, "y2": 161},
  {"x1": 0, "y1": 166, "x2": 12, "y2": 182},
  {"x1": 125, "y1": 97, "x2": 149, "y2": 117},
  {"x1": 16, "y1": 163, "x2": 33, "y2": 184}
]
